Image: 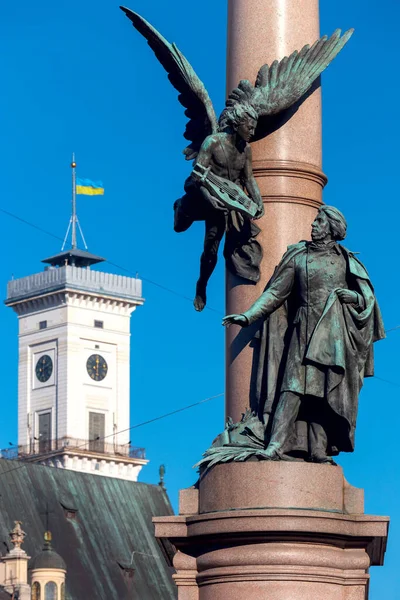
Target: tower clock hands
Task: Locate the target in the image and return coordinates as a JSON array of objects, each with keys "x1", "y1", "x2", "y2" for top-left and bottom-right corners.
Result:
[{"x1": 86, "y1": 354, "x2": 108, "y2": 382}]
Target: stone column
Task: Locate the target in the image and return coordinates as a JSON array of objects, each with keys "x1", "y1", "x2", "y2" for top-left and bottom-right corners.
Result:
[
  {"x1": 154, "y1": 6, "x2": 390, "y2": 599},
  {"x1": 225, "y1": 0, "x2": 327, "y2": 423},
  {"x1": 173, "y1": 551, "x2": 199, "y2": 600},
  {"x1": 154, "y1": 463, "x2": 389, "y2": 600}
]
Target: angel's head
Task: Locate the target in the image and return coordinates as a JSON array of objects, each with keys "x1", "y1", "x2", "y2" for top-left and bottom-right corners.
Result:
[{"x1": 221, "y1": 103, "x2": 258, "y2": 142}]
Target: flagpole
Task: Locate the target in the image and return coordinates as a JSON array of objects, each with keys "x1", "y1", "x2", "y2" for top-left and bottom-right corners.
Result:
[
  {"x1": 71, "y1": 153, "x2": 77, "y2": 249},
  {"x1": 61, "y1": 153, "x2": 91, "y2": 252}
]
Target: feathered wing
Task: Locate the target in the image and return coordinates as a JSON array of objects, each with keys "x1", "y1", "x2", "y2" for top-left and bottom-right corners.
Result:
[
  {"x1": 222, "y1": 29, "x2": 354, "y2": 132},
  {"x1": 121, "y1": 7, "x2": 218, "y2": 160}
]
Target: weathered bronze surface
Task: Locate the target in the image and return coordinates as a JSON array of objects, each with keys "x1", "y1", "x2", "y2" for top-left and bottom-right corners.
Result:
[
  {"x1": 121, "y1": 7, "x2": 353, "y2": 311},
  {"x1": 197, "y1": 206, "x2": 384, "y2": 471}
]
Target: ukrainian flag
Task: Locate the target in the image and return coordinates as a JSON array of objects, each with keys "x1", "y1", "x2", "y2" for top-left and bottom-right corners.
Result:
[{"x1": 76, "y1": 177, "x2": 104, "y2": 196}]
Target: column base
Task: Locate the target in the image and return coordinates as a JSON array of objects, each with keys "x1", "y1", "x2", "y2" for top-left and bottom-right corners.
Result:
[{"x1": 154, "y1": 463, "x2": 388, "y2": 600}]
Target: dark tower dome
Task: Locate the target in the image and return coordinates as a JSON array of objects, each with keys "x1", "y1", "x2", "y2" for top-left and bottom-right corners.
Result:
[{"x1": 30, "y1": 532, "x2": 66, "y2": 571}]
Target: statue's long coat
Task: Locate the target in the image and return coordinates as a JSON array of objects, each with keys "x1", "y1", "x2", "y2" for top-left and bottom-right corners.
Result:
[{"x1": 249, "y1": 242, "x2": 385, "y2": 455}]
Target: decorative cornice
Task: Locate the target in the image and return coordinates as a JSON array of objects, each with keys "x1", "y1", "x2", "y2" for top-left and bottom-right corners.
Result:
[
  {"x1": 260, "y1": 195, "x2": 322, "y2": 210},
  {"x1": 252, "y1": 159, "x2": 327, "y2": 209},
  {"x1": 8, "y1": 288, "x2": 142, "y2": 316},
  {"x1": 6, "y1": 265, "x2": 143, "y2": 308},
  {"x1": 253, "y1": 159, "x2": 328, "y2": 187}
]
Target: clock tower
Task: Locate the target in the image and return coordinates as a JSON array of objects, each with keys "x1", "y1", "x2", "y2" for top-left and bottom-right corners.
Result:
[
  {"x1": 5, "y1": 248, "x2": 147, "y2": 480},
  {"x1": 5, "y1": 160, "x2": 147, "y2": 481}
]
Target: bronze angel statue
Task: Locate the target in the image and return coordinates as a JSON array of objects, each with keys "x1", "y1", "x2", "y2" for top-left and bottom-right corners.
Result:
[{"x1": 121, "y1": 7, "x2": 353, "y2": 311}]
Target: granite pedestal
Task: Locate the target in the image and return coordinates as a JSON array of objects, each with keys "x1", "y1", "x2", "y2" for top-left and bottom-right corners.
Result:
[{"x1": 154, "y1": 463, "x2": 388, "y2": 599}]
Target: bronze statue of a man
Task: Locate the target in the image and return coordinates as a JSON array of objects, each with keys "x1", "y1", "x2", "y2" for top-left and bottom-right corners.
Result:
[
  {"x1": 174, "y1": 103, "x2": 264, "y2": 312},
  {"x1": 223, "y1": 206, "x2": 385, "y2": 464}
]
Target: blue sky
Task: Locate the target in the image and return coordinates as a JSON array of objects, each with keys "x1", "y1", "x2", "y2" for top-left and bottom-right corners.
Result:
[{"x1": 0, "y1": 1, "x2": 399, "y2": 596}]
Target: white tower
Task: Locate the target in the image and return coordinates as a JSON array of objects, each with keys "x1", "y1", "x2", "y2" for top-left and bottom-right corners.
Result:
[{"x1": 5, "y1": 159, "x2": 147, "y2": 481}]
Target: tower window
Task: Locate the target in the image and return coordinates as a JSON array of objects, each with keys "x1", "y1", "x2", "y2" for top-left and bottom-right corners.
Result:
[
  {"x1": 60, "y1": 501, "x2": 78, "y2": 521},
  {"x1": 94, "y1": 320, "x2": 104, "y2": 329},
  {"x1": 38, "y1": 412, "x2": 52, "y2": 454},
  {"x1": 65, "y1": 509, "x2": 77, "y2": 520},
  {"x1": 32, "y1": 581, "x2": 41, "y2": 600},
  {"x1": 89, "y1": 412, "x2": 105, "y2": 453},
  {"x1": 44, "y1": 581, "x2": 57, "y2": 600},
  {"x1": 39, "y1": 320, "x2": 47, "y2": 330}
]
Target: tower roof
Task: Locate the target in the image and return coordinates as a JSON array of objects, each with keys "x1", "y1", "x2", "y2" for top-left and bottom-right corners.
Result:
[
  {"x1": 42, "y1": 248, "x2": 105, "y2": 268},
  {"x1": 30, "y1": 533, "x2": 66, "y2": 572}
]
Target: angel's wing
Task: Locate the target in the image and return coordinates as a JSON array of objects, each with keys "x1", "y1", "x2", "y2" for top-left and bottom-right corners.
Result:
[
  {"x1": 121, "y1": 7, "x2": 218, "y2": 161},
  {"x1": 223, "y1": 29, "x2": 353, "y2": 128}
]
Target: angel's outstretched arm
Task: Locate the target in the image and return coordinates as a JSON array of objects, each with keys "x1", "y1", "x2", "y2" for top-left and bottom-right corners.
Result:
[{"x1": 243, "y1": 145, "x2": 264, "y2": 218}]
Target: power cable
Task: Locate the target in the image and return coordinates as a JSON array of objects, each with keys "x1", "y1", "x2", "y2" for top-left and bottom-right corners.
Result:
[
  {"x1": 0, "y1": 393, "x2": 224, "y2": 478},
  {"x1": 4, "y1": 205, "x2": 400, "y2": 323},
  {"x1": 372, "y1": 376, "x2": 400, "y2": 389},
  {"x1": 0, "y1": 208, "x2": 64, "y2": 243},
  {"x1": 0, "y1": 206, "x2": 222, "y2": 314},
  {"x1": 385, "y1": 325, "x2": 400, "y2": 334},
  {"x1": 0, "y1": 206, "x2": 399, "y2": 457},
  {"x1": 106, "y1": 260, "x2": 222, "y2": 314}
]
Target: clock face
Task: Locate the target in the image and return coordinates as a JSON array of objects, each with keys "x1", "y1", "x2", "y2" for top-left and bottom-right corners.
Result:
[
  {"x1": 35, "y1": 354, "x2": 53, "y2": 383},
  {"x1": 87, "y1": 354, "x2": 108, "y2": 382}
]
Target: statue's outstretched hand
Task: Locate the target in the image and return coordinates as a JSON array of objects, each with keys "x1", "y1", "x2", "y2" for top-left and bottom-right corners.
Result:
[
  {"x1": 222, "y1": 314, "x2": 248, "y2": 327},
  {"x1": 336, "y1": 289, "x2": 358, "y2": 304}
]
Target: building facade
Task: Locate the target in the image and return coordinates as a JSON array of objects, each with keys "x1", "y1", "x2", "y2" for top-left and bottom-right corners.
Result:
[{"x1": 5, "y1": 249, "x2": 147, "y2": 480}]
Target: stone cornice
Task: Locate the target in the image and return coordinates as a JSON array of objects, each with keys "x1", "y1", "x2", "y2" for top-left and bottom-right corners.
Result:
[
  {"x1": 6, "y1": 265, "x2": 143, "y2": 306},
  {"x1": 253, "y1": 159, "x2": 327, "y2": 209},
  {"x1": 253, "y1": 159, "x2": 328, "y2": 185},
  {"x1": 7, "y1": 288, "x2": 142, "y2": 316}
]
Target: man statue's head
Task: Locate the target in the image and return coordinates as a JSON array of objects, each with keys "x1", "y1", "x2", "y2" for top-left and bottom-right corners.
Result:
[
  {"x1": 221, "y1": 103, "x2": 258, "y2": 141},
  {"x1": 311, "y1": 205, "x2": 347, "y2": 242}
]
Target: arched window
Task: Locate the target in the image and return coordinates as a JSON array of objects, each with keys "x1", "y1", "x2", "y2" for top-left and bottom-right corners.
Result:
[
  {"x1": 44, "y1": 581, "x2": 57, "y2": 600},
  {"x1": 60, "y1": 583, "x2": 65, "y2": 600},
  {"x1": 32, "y1": 581, "x2": 41, "y2": 600}
]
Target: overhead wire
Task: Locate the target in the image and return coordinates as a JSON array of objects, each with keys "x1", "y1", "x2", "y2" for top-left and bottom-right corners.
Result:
[
  {"x1": 106, "y1": 259, "x2": 222, "y2": 314},
  {"x1": 1, "y1": 367, "x2": 399, "y2": 481},
  {"x1": 0, "y1": 208, "x2": 64, "y2": 243},
  {"x1": 0, "y1": 203, "x2": 398, "y2": 466},
  {"x1": 371, "y1": 376, "x2": 400, "y2": 389},
  {"x1": 385, "y1": 325, "x2": 400, "y2": 334},
  {"x1": 4, "y1": 205, "x2": 400, "y2": 323},
  {"x1": 0, "y1": 393, "x2": 224, "y2": 478},
  {"x1": 3, "y1": 205, "x2": 400, "y2": 324},
  {"x1": 0, "y1": 206, "x2": 222, "y2": 314}
]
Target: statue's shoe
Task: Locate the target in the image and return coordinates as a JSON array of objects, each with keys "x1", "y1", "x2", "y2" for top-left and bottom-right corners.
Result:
[
  {"x1": 263, "y1": 444, "x2": 283, "y2": 461},
  {"x1": 311, "y1": 453, "x2": 337, "y2": 466}
]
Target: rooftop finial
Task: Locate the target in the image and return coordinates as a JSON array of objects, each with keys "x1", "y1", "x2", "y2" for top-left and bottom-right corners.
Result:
[
  {"x1": 44, "y1": 530, "x2": 53, "y2": 549},
  {"x1": 9, "y1": 521, "x2": 26, "y2": 551},
  {"x1": 158, "y1": 464, "x2": 166, "y2": 491}
]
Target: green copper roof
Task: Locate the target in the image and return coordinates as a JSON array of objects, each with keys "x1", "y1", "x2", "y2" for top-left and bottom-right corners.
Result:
[
  {"x1": 0, "y1": 459, "x2": 176, "y2": 599},
  {"x1": 41, "y1": 248, "x2": 105, "y2": 268}
]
